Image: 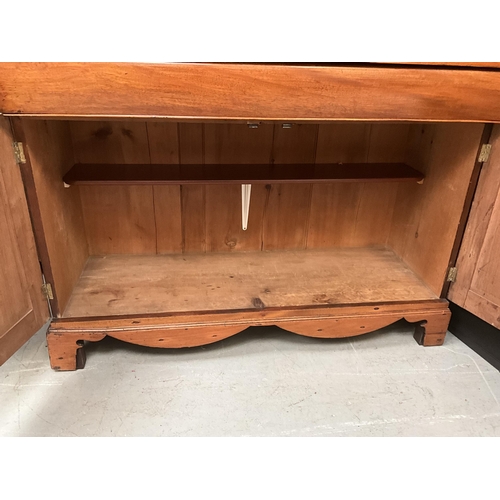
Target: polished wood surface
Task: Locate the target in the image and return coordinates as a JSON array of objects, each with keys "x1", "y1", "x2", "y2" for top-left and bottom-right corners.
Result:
[
  {"x1": 2, "y1": 63, "x2": 500, "y2": 122},
  {"x1": 48, "y1": 300, "x2": 450, "y2": 370},
  {"x1": 61, "y1": 248, "x2": 437, "y2": 318},
  {"x1": 63, "y1": 162, "x2": 424, "y2": 185},
  {"x1": 18, "y1": 120, "x2": 89, "y2": 315},
  {"x1": 0, "y1": 118, "x2": 48, "y2": 365},
  {"x1": 448, "y1": 125, "x2": 500, "y2": 327}
]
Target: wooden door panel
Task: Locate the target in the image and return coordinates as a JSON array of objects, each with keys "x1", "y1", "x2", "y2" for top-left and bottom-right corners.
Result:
[
  {"x1": 0, "y1": 117, "x2": 48, "y2": 365},
  {"x1": 465, "y1": 184, "x2": 500, "y2": 322},
  {"x1": 448, "y1": 125, "x2": 500, "y2": 327}
]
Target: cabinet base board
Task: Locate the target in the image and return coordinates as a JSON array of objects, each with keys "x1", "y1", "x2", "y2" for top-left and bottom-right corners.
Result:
[
  {"x1": 47, "y1": 300, "x2": 451, "y2": 371},
  {"x1": 449, "y1": 302, "x2": 500, "y2": 371}
]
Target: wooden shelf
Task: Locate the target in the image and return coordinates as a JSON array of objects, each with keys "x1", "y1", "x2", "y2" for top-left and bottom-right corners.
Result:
[
  {"x1": 63, "y1": 163, "x2": 424, "y2": 186},
  {"x1": 62, "y1": 248, "x2": 437, "y2": 318}
]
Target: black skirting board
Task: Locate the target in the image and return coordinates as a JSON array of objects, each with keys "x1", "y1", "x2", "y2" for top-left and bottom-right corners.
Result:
[{"x1": 449, "y1": 302, "x2": 500, "y2": 371}]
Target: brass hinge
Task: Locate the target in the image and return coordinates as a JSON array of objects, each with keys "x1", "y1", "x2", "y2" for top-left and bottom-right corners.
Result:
[
  {"x1": 478, "y1": 144, "x2": 492, "y2": 163},
  {"x1": 447, "y1": 267, "x2": 458, "y2": 283},
  {"x1": 13, "y1": 142, "x2": 26, "y2": 164},
  {"x1": 41, "y1": 283, "x2": 54, "y2": 300}
]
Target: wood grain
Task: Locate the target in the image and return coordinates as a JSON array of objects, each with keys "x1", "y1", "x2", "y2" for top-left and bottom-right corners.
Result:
[
  {"x1": 2, "y1": 63, "x2": 500, "y2": 122},
  {"x1": 178, "y1": 123, "x2": 205, "y2": 252},
  {"x1": 71, "y1": 120, "x2": 157, "y2": 254},
  {"x1": 63, "y1": 162, "x2": 424, "y2": 185},
  {"x1": 448, "y1": 125, "x2": 500, "y2": 310},
  {"x1": 79, "y1": 185, "x2": 157, "y2": 254},
  {"x1": 48, "y1": 300, "x2": 450, "y2": 370},
  {"x1": 71, "y1": 121, "x2": 150, "y2": 163},
  {"x1": 450, "y1": 125, "x2": 500, "y2": 327},
  {"x1": 308, "y1": 124, "x2": 369, "y2": 247},
  {"x1": 66, "y1": 120, "x2": 437, "y2": 258},
  {"x1": 388, "y1": 123, "x2": 484, "y2": 295},
  {"x1": 146, "y1": 122, "x2": 179, "y2": 164},
  {"x1": 146, "y1": 121, "x2": 183, "y2": 254},
  {"x1": 0, "y1": 118, "x2": 48, "y2": 365},
  {"x1": 351, "y1": 124, "x2": 411, "y2": 246},
  {"x1": 18, "y1": 119, "x2": 89, "y2": 315},
  {"x1": 263, "y1": 124, "x2": 317, "y2": 250},
  {"x1": 440, "y1": 123, "x2": 493, "y2": 298},
  {"x1": 61, "y1": 247, "x2": 437, "y2": 318},
  {"x1": 202, "y1": 123, "x2": 272, "y2": 251},
  {"x1": 385, "y1": 62, "x2": 500, "y2": 69},
  {"x1": 308, "y1": 123, "x2": 411, "y2": 248}
]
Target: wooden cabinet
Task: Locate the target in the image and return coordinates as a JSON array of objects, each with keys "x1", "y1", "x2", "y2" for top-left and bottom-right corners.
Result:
[{"x1": 0, "y1": 63, "x2": 498, "y2": 370}]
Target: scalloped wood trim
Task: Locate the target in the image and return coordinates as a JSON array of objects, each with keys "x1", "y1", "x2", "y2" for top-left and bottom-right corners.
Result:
[{"x1": 47, "y1": 301, "x2": 450, "y2": 370}]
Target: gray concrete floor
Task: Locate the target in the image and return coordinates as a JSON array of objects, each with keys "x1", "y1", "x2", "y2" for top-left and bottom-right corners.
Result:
[{"x1": 1, "y1": 321, "x2": 499, "y2": 436}]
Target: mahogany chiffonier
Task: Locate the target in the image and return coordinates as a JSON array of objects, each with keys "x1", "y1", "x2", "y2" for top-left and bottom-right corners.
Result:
[{"x1": 1, "y1": 63, "x2": 499, "y2": 370}]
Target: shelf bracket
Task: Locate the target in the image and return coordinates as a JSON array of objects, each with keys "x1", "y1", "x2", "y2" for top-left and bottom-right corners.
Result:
[{"x1": 241, "y1": 184, "x2": 251, "y2": 231}]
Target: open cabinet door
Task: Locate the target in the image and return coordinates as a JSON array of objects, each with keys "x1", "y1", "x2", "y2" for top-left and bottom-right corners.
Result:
[
  {"x1": 0, "y1": 117, "x2": 49, "y2": 365},
  {"x1": 448, "y1": 125, "x2": 500, "y2": 328}
]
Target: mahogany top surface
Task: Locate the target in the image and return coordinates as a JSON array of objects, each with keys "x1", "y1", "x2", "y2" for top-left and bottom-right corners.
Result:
[{"x1": 1, "y1": 63, "x2": 500, "y2": 122}]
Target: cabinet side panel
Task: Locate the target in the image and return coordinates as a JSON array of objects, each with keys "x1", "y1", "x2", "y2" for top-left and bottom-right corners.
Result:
[
  {"x1": 20, "y1": 119, "x2": 89, "y2": 316},
  {"x1": 388, "y1": 123, "x2": 484, "y2": 295}
]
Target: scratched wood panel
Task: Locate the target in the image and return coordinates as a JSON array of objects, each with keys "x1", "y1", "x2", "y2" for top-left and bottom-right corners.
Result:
[
  {"x1": 178, "y1": 123, "x2": 206, "y2": 252},
  {"x1": 147, "y1": 122, "x2": 183, "y2": 254},
  {"x1": 308, "y1": 123, "x2": 370, "y2": 248},
  {"x1": 71, "y1": 121, "x2": 157, "y2": 254},
  {"x1": 62, "y1": 247, "x2": 437, "y2": 318},
  {"x1": 204, "y1": 123, "x2": 273, "y2": 251},
  {"x1": 263, "y1": 124, "x2": 318, "y2": 250}
]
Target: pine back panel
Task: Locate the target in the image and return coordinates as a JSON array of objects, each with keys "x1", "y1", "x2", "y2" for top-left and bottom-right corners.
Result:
[{"x1": 70, "y1": 121, "x2": 417, "y2": 255}]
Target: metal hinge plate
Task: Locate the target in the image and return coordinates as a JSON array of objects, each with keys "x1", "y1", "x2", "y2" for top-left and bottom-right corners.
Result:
[
  {"x1": 13, "y1": 142, "x2": 26, "y2": 164},
  {"x1": 447, "y1": 267, "x2": 458, "y2": 283},
  {"x1": 41, "y1": 283, "x2": 54, "y2": 300},
  {"x1": 478, "y1": 144, "x2": 492, "y2": 163}
]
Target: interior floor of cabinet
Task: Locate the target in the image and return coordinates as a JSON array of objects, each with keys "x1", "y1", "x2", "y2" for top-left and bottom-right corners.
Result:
[{"x1": 62, "y1": 247, "x2": 437, "y2": 318}]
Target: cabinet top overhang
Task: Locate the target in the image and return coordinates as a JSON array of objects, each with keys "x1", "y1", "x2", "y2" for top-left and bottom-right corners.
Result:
[{"x1": 1, "y1": 63, "x2": 500, "y2": 122}]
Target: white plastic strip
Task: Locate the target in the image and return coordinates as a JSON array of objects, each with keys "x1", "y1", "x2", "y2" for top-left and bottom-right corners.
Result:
[{"x1": 241, "y1": 184, "x2": 252, "y2": 231}]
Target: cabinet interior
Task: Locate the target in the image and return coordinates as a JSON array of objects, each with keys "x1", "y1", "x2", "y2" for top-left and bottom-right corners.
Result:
[{"x1": 18, "y1": 119, "x2": 485, "y2": 319}]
